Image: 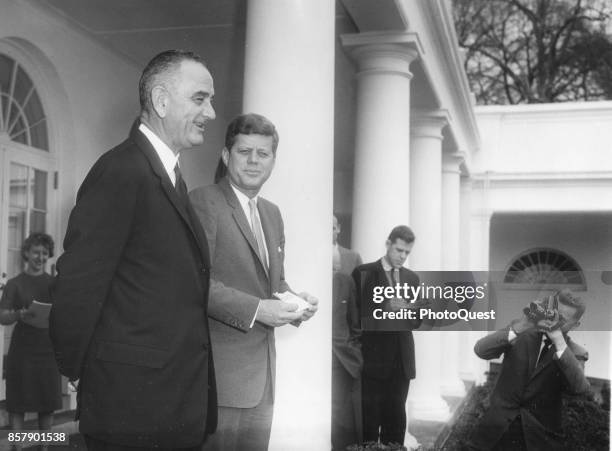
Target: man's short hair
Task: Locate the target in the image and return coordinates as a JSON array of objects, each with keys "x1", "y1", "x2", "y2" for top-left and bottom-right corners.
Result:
[
  {"x1": 387, "y1": 225, "x2": 415, "y2": 244},
  {"x1": 556, "y1": 288, "x2": 586, "y2": 320},
  {"x1": 224, "y1": 113, "x2": 279, "y2": 154},
  {"x1": 139, "y1": 50, "x2": 207, "y2": 114}
]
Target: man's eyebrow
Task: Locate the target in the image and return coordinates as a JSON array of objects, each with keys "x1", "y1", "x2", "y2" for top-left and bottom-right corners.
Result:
[{"x1": 193, "y1": 90, "x2": 212, "y2": 97}]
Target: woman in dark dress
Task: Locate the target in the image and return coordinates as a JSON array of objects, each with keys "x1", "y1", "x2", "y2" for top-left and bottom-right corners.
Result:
[{"x1": 0, "y1": 233, "x2": 62, "y2": 449}]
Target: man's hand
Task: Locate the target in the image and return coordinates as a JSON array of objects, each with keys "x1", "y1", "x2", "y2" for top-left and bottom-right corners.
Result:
[
  {"x1": 389, "y1": 298, "x2": 410, "y2": 311},
  {"x1": 538, "y1": 311, "x2": 566, "y2": 351},
  {"x1": 297, "y1": 292, "x2": 318, "y2": 322},
  {"x1": 256, "y1": 299, "x2": 303, "y2": 327}
]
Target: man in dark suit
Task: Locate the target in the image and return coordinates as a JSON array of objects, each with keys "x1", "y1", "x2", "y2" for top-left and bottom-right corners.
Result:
[
  {"x1": 332, "y1": 269, "x2": 363, "y2": 450},
  {"x1": 189, "y1": 113, "x2": 318, "y2": 451},
  {"x1": 468, "y1": 289, "x2": 590, "y2": 451},
  {"x1": 50, "y1": 50, "x2": 217, "y2": 450},
  {"x1": 352, "y1": 225, "x2": 422, "y2": 445},
  {"x1": 333, "y1": 215, "x2": 362, "y2": 275}
]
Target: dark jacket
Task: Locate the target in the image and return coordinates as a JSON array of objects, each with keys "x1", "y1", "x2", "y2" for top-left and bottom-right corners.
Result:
[
  {"x1": 50, "y1": 122, "x2": 217, "y2": 448},
  {"x1": 352, "y1": 260, "x2": 421, "y2": 380},
  {"x1": 470, "y1": 327, "x2": 589, "y2": 450}
]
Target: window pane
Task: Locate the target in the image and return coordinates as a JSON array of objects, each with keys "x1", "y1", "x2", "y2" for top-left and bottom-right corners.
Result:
[
  {"x1": 8, "y1": 208, "x2": 26, "y2": 249},
  {"x1": 0, "y1": 53, "x2": 48, "y2": 151},
  {"x1": 30, "y1": 210, "x2": 46, "y2": 233},
  {"x1": 33, "y1": 170, "x2": 47, "y2": 210},
  {"x1": 9, "y1": 163, "x2": 28, "y2": 208},
  {"x1": 14, "y1": 66, "x2": 33, "y2": 106},
  {"x1": 0, "y1": 54, "x2": 13, "y2": 96},
  {"x1": 9, "y1": 115, "x2": 28, "y2": 146},
  {"x1": 6, "y1": 249, "x2": 22, "y2": 279},
  {"x1": 29, "y1": 118, "x2": 49, "y2": 151}
]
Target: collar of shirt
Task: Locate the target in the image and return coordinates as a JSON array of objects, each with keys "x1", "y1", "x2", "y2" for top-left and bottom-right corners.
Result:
[
  {"x1": 229, "y1": 182, "x2": 259, "y2": 229},
  {"x1": 380, "y1": 256, "x2": 394, "y2": 272},
  {"x1": 138, "y1": 123, "x2": 179, "y2": 186}
]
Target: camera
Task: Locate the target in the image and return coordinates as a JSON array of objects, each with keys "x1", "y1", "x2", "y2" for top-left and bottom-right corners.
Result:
[{"x1": 523, "y1": 294, "x2": 565, "y2": 331}]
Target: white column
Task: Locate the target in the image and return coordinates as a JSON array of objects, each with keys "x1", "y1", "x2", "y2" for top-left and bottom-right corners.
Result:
[
  {"x1": 242, "y1": 2, "x2": 335, "y2": 449},
  {"x1": 342, "y1": 34, "x2": 419, "y2": 262},
  {"x1": 462, "y1": 178, "x2": 493, "y2": 385},
  {"x1": 459, "y1": 177, "x2": 478, "y2": 382},
  {"x1": 408, "y1": 112, "x2": 450, "y2": 422},
  {"x1": 440, "y1": 153, "x2": 467, "y2": 398}
]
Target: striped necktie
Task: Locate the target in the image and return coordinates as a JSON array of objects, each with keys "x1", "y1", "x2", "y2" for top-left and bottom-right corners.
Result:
[{"x1": 248, "y1": 198, "x2": 269, "y2": 272}]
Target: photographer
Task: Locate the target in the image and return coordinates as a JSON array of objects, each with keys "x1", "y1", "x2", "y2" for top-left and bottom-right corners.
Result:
[{"x1": 468, "y1": 289, "x2": 590, "y2": 451}]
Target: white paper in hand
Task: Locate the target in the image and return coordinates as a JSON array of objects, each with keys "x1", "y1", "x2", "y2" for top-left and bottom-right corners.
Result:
[{"x1": 274, "y1": 291, "x2": 312, "y2": 312}]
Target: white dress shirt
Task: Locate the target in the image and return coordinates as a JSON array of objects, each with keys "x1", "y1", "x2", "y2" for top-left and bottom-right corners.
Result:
[{"x1": 139, "y1": 123, "x2": 179, "y2": 186}]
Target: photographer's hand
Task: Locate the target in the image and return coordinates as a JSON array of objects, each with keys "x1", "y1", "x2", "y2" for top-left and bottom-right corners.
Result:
[{"x1": 539, "y1": 312, "x2": 567, "y2": 355}]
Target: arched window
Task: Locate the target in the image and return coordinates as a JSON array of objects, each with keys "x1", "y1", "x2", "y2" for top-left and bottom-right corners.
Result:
[
  {"x1": 0, "y1": 53, "x2": 48, "y2": 151},
  {"x1": 504, "y1": 248, "x2": 586, "y2": 289}
]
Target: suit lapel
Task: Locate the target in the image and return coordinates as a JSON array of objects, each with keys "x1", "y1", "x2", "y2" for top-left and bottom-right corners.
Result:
[
  {"x1": 522, "y1": 331, "x2": 541, "y2": 376},
  {"x1": 375, "y1": 260, "x2": 391, "y2": 287},
  {"x1": 258, "y1": 201, "x2": 277, "y2": 282},
  {"x1": 218, "y1": 178, "x2": 270, "y2": 280},
  {"x1": 131, "y1": 121, "x2": 209, "y2": 266}
]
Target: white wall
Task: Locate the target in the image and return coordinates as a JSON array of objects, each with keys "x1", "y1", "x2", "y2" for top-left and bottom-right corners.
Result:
[
  {"x1": 0, "y1": 0, "x2": 143, "y2": 241},
  {"x1": 474, "y1": 102, "x2": 612, "y2": 174}
]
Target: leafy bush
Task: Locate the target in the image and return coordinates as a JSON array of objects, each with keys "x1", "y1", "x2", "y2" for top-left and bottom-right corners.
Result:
[
  {"x1": 347, "y1": 441, "x2": 407, "y2": 451},
  {"x1": 441, "y1": 373, "x2": 609, "y2": 451}
]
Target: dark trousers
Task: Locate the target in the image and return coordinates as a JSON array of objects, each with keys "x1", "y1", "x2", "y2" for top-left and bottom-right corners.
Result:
[
  {"x1": 362, "y1": 368, "x2": 410, "y2": 445},
  {"x1": 202, "y1": 370, "x2": 274, "y2": 451},
  {"x1": 84, "y1": 435, "x2": 202, "y2": 451},
  {"x1": 492, "y1": 416, "x2": 528, "y2": 451},
  {"x1": 332, "y1": 355, "x2": 362, "y2": 451}
]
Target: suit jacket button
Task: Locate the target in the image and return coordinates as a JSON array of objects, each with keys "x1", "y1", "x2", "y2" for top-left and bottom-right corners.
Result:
[{"x1": 201, "y1": 267, "x2": 208, "y2": 274}]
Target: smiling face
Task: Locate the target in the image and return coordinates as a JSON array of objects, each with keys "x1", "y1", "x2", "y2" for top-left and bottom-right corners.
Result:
[
  {"x1": 24, "y1": 244, "x2": 49, "y2": 275},
  {"x1": 161, "y1": 60, "x2": 215, "y2": 152},
  {"x1": 222, "y1": 133, "x2": 275, "y2": 198}
]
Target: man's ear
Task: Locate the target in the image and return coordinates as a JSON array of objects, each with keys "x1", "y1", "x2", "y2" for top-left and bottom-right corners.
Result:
[
  {"x1": 221, "y1": 147, "x2": 230, "y2": 166},
  {"x1": 151, "y1": 85, "x2": 169, "y2": 118}
]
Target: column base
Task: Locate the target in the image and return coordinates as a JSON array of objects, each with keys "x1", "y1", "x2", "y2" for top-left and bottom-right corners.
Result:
[
  {"x1": 441, "y1": 378, "x2": 467, "y2": 397},
  {"x1": 408, "y1": 396, "x2": 450, "y2": 422},
  {"x1": 404, "y1": 431, "x2": 420, "y2": 450}
]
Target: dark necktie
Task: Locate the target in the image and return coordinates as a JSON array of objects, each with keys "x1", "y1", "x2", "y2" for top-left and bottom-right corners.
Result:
[
  {"x1": 388, "y1": 268, "x2": 399, "y2": 286},
  {"x1": 536, "y1": 335, "x2": 553, "y2": 366}
]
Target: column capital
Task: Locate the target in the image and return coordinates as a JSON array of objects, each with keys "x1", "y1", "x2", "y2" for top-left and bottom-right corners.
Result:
[
  {"x1": 341, "y1": 31, "x2": 421, "y2": 78},
  {"x1": 443, "y1": 151, "x2": 467, "y2": 174},
  {"x1": 411, "y1": 109, "x2": 449, "y2": 140}
]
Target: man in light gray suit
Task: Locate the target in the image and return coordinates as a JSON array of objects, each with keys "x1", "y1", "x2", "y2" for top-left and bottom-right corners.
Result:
[{"x1": 190, "y1": 113, "x2": 318, "y2": 451}]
